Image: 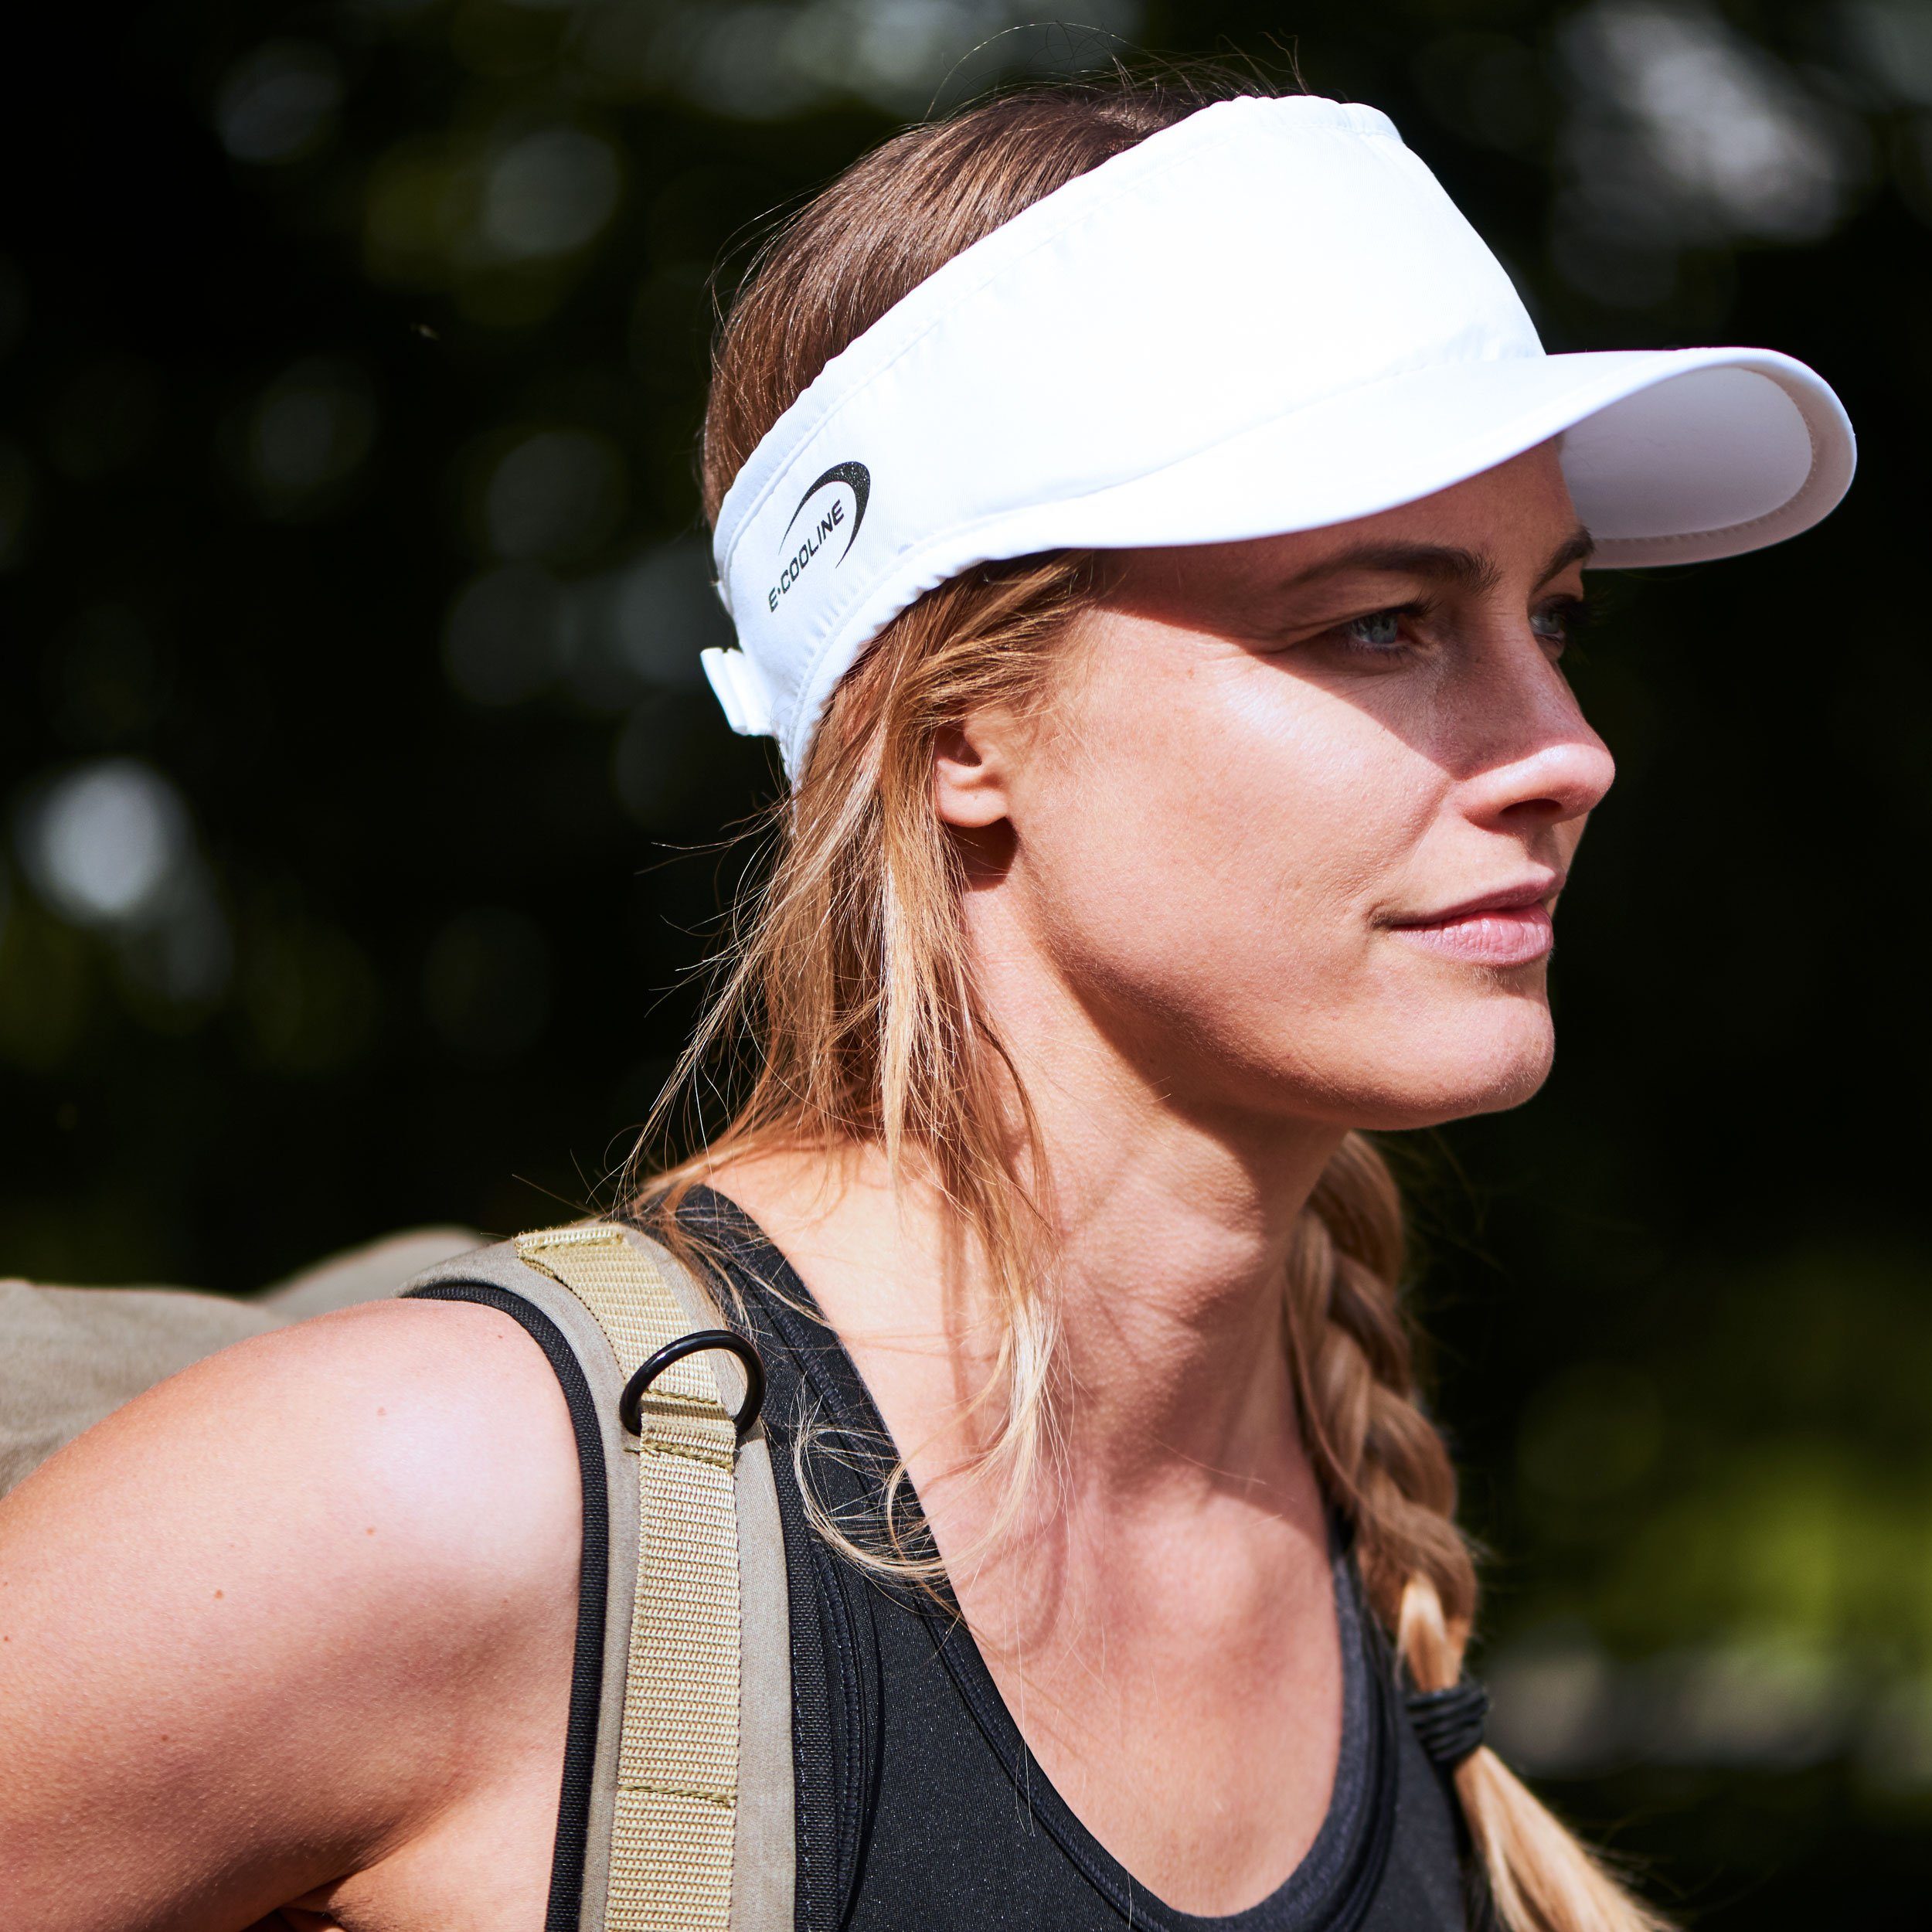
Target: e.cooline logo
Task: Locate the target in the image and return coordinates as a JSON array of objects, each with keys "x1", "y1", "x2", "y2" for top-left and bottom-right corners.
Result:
[{"x1": 768, "y1": 461, "x2": 870, "y2": 611}]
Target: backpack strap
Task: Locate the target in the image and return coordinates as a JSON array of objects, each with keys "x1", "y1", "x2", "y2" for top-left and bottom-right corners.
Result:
[{"x1": 405, "y1": 1221, "x2": 793, "y2": 1932}]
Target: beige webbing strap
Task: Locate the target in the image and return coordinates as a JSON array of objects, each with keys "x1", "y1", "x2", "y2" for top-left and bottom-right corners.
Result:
[{"x1": 516, "y1": 1224, "x2": 741, "y2": 1932}]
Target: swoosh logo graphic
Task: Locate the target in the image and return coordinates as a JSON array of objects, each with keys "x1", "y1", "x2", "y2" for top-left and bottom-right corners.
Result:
[{"x1": 781, "y1": 460, "x2": 869, "y2": 563}]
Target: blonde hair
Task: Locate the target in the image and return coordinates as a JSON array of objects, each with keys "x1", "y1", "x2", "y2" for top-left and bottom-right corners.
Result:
[{"x1": 633, "y1": 71, "x2": 1667, "y2": 1932}]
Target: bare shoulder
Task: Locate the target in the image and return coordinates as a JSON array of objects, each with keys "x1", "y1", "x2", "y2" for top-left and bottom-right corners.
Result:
[
  {"x1": 0, "y1": 1296, "x2": 581, "y2": 1931},
  {"x1": 11, "y1": 1294, "x2": 583, "y2": 1611}
]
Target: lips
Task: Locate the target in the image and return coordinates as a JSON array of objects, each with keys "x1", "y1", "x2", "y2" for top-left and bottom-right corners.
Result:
[{"x1": 1386, "y1": 877, "x2": 1561, "y2": 969}]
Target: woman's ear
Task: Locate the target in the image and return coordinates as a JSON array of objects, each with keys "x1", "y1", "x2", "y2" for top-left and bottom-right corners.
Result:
[{"x1": 934, "y1": 717, "x2": 1014, "y2": 828}]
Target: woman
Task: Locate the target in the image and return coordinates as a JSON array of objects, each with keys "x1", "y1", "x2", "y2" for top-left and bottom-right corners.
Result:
[{"x1": 0, "y1": 75, "x2": 1853, "y2": 1932}]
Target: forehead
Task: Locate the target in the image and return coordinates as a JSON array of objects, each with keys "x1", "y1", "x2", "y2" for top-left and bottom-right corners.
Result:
[{"x1": 1106, "y1": 443, "x2": 1584, "y2": 609}]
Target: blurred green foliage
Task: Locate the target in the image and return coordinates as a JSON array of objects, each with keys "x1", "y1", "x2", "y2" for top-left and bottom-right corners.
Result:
[{"x1": 2, "y1": 0, "x2": 1928, "y2": 1922}]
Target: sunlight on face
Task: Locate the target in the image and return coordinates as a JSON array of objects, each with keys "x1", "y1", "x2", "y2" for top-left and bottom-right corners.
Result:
[{"x1": 957, "y1": 444, "x2": 1614, "y2": 1132}]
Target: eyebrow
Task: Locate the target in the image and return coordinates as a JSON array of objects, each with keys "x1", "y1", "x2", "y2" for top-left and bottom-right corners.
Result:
[{"x1": 1279, "y1": 525, "x2": 1597, "y2": 597}]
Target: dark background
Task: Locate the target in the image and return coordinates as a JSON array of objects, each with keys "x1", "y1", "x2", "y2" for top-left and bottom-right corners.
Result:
[{"x1": 2, "y1": 0, "x2": 1927, "y2": 1922}]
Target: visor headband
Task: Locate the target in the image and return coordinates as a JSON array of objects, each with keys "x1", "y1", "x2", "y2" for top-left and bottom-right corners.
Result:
[{"x1": 704, "y1": 93, "x2": 1853, "y2": 781}]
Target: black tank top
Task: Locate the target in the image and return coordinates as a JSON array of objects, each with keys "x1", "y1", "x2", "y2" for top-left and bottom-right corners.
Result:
[{"x1": 679, "y1": 1188, "x2": 1472, "y2": 1932}]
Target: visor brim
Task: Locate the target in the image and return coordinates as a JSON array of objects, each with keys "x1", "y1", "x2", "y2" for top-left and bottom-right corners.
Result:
[{"x1": 1009, "y1": 345, "x2": 1854, "y2": 569}]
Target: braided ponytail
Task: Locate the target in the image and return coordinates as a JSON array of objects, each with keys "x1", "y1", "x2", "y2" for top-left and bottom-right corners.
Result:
[{"x1": 1289, "y1": 1134, "x2": 1669, "y2": 1932}]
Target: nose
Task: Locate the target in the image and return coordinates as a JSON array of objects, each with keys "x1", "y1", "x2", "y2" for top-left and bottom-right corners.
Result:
[{"x1": 1455, "y1": 643, "x2": 1616, "y2": 832}]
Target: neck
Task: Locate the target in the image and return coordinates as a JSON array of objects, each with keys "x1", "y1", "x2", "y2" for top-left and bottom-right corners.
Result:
[
  {"x1": 709, "y1": 928, "x2": 1345, "y2": 1537},
  {"x1": 975, "y1": 938, "x2": 1345, "y2": 1503}
]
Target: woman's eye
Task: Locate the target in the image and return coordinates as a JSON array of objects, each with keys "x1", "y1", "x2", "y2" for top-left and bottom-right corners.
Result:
[
  {"x1": 1531, "y1": 597, "x2": 1587, "y2": 648},
  {"x1": 1342, "y1": 609, "x2": 1406, "y2": 648}
]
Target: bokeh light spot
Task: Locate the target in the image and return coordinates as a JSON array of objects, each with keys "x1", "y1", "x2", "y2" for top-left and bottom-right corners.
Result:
[
  {"x1": 241, "y1": 358, "x2": 379, "y2": 511},
  {"x1": 604, "y1": 539, "x2": 727, "y2": 689},
  {"x1": 480, "y1": 127, "x2": 621, "y2": 260},
  {"x1": 481, "y1": 427, "x2": 625, "y2": 560},
  {"x1": 443, "y1": 563, "x2": 570, "y2": 706},
  {"x1": 10, "y1": 760, "x2": 231, "y2": 1013},
  {"x1": 1560, "y1": 2, "x2": 1867, "y2": 259},
  {"x1": 15, "y1": 760, "x2": 192, "y2": 930},
  {"x1": 215, "y1": 42, "x2": 345, "y2": 165}
]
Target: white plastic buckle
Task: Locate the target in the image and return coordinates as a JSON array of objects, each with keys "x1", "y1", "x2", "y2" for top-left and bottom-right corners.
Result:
[{"x1": 700, "y1": 647, "x2": 775, "y2": 738}]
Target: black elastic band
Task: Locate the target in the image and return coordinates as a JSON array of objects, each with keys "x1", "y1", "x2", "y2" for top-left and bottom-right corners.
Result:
[
  {"x1": 1405, "y1": 1679, "x2": 1490, "y2": 1769},
  {"x1": 405, "y1": 1283, "x2": 607, "y2": 1932}
]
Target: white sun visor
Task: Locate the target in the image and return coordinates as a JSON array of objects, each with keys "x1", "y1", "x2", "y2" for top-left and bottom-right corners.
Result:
[{"x1": 705, "y1": 94, "x2": 1855, "y2": 780}]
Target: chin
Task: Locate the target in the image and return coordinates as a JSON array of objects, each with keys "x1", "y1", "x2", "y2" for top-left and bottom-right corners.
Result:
[{"x1": 1334, "y1": 1005, "x2": 1557, "y2": 1131}]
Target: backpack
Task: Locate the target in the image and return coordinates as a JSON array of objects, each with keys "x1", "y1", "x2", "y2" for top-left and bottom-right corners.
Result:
[{"x1": 0, "y1": 1220, "x2": 792, "y2": 1932}]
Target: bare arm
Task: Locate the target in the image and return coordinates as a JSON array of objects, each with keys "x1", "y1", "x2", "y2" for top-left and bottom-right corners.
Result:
[{"x1": 0, "y1": 1298, "x2": 582, "y2": 1932}]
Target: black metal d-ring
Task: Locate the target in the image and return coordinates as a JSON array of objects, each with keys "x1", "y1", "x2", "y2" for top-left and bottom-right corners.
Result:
[{"x1": 618, "y1": 1329, "x2": 766, "y2": 1445}]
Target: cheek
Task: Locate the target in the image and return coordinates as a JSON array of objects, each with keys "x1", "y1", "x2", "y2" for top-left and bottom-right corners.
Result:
[{"x1": 1014, "y1": 651, "x2": 1441, "y2": 1024}]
